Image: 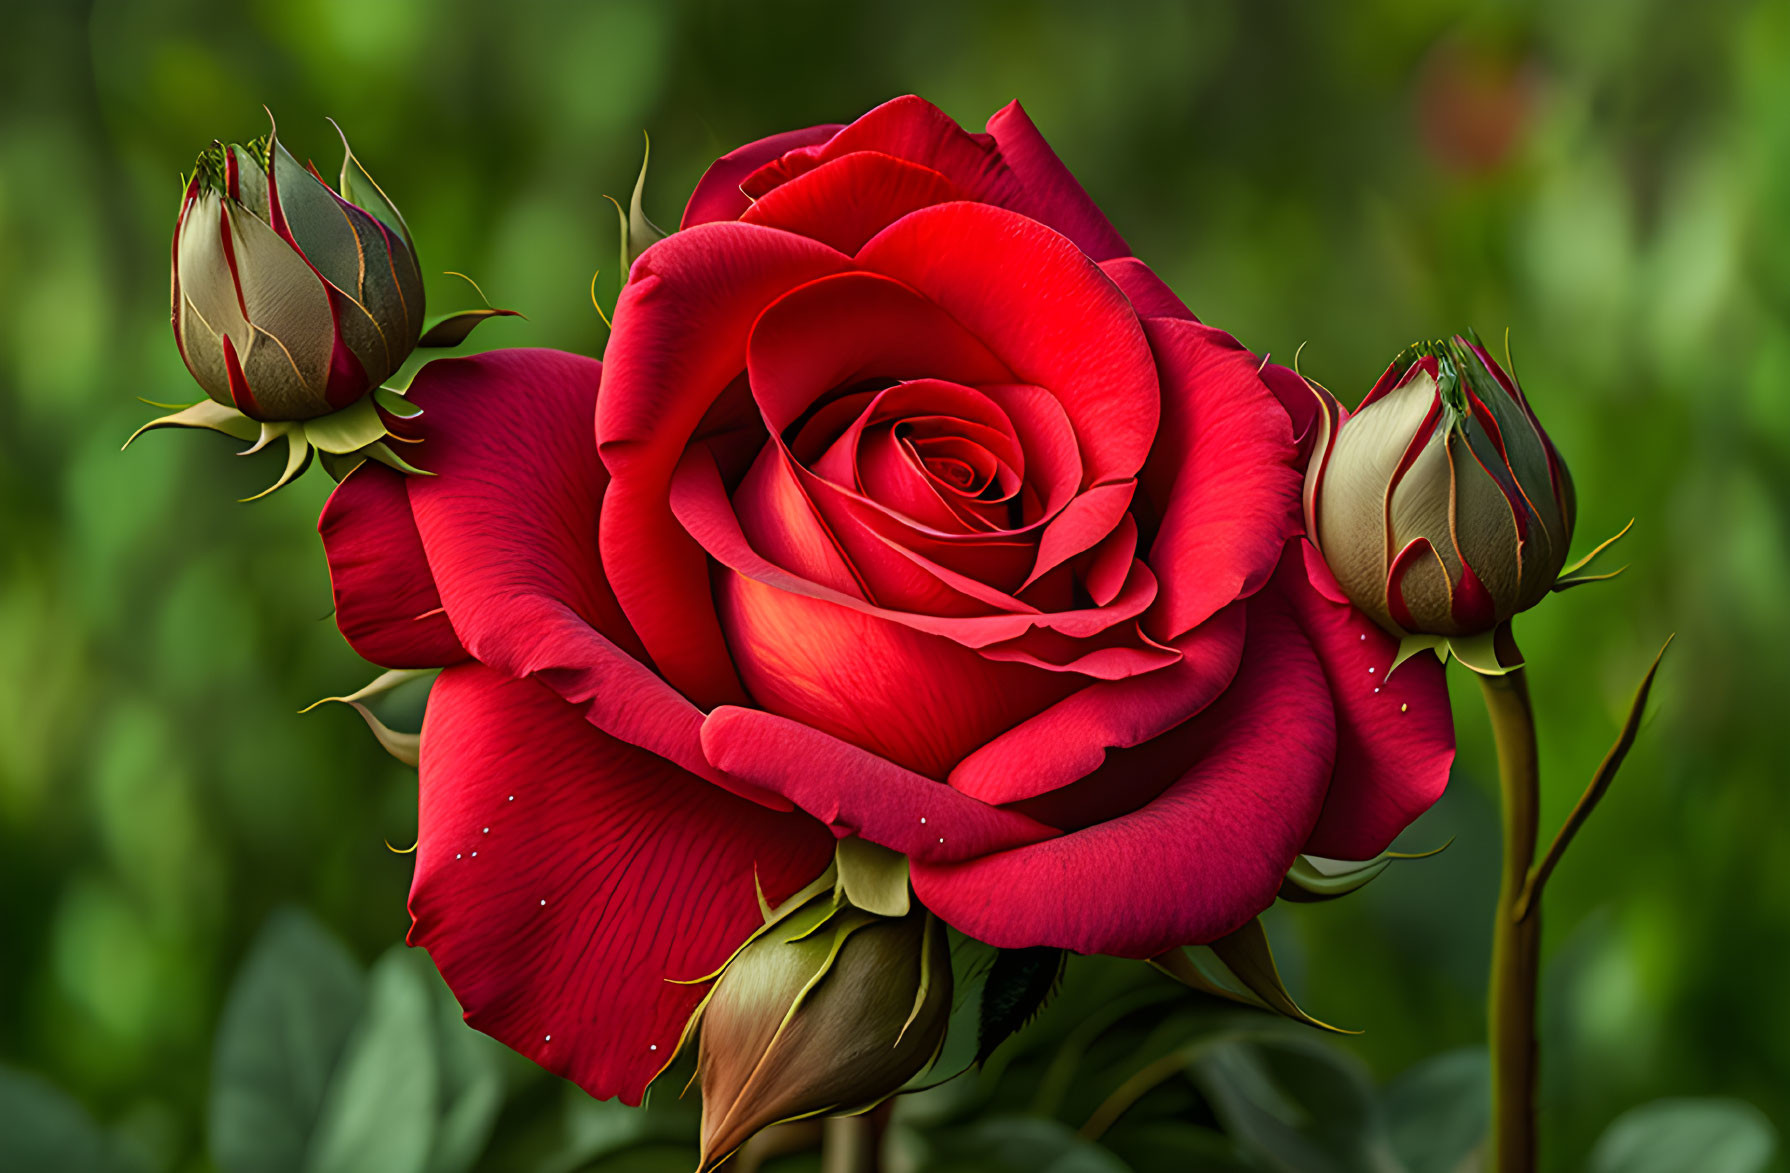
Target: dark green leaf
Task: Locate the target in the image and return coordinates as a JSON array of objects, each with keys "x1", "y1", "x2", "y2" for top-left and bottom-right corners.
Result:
[
  {"x1": 209, "y1": 907, "x2": 366, "y2": 1173},
  {"x1": 1589, "y1": 1098, "x2": 1776, "y2": 1173},
  {"x1": 0, "y1": 1065, "x2": 149, "y2": 1173},
  {"x1": 417, "y1": 308, "x2": 521, "y2": 348},
  {"x1": 976, "y1": 947, "x2": 1067, "y2": 1066},
  {"x1": 305, "y1": 948, "x2": 440, "y2": 1173},
  {"x1": 1381, "y1": 1048, "x2": 1488, "y2": 1173}
]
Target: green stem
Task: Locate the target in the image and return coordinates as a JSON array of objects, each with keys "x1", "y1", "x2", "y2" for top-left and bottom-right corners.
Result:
[
  {"x1": 1481, "y1": 664, "x2": 1541, "y2": 1173},
  {"x1": 820, "y1": 1109, "x2": 884, "y2": 1173}
]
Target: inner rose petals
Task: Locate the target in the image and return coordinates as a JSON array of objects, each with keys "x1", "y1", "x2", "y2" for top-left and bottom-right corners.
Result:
[
  {"x1": 856, "y1": 201, "x2": 1160, "y2": 485},
  {"x1": 716, "y1": 570, "x2": 1077, "y2": 779},
  {"x1": 746, "y1": 271, "x2": 1012, "y2": 436}
]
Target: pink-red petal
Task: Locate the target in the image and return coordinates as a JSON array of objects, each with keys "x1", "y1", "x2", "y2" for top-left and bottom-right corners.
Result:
[
  {"x1": 986, "y1": 100, "x2": 1131, "y2": 262},
  {"x1": 1140, "y1": 316, "x2": 1303, "y2": 639},
  {"x1": 1281, "y1": 543, "x2": 1456, "y2": 859},
  {"x1": 410, "y1": 665, "x2": 832, "y2": 1104},
  {"x1": 318, "y1": 462, "x2": 465, "y2": 668},
  {"x1": 910, "y1": 586, "x2": 1335, "y2": 955}
]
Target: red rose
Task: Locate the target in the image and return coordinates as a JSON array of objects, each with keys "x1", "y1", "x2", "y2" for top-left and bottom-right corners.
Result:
[{"x1": 319, "y1": 96, "x2": 1453, "y2": 1105}]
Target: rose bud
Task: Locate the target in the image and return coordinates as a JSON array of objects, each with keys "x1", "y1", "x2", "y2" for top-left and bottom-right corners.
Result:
[
  {"x1": 695, "y1": 904, "x2": 950, "y2": 1171},
  {"x1": 1305, "y1": 334, "x2": 1575, "y2": 644},
  {"x1": 171, "y1": 122, "x2": 423, "y2": 421}
]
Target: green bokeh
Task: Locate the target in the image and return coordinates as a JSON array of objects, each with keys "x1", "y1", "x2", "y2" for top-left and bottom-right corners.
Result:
[{"x1": 1, "y1": 1, "x2": 1784, "y2": 1169}]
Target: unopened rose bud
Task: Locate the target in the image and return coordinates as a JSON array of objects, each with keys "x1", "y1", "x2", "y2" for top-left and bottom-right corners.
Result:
[
  {"x1": 1306, "y1": 334, "x2": 1575, "y2": 637},
  {"x1": 171, "y1": 120, "x2": 423, "y2": 421},
  {"x1": 696, "y1": 906, "x2": 950, "y2": 1171}
]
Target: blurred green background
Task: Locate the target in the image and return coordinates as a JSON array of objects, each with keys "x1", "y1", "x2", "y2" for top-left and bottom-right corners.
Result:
[{"x1": 2, "y1": 0, "x2": 1786, "y2": 1169}]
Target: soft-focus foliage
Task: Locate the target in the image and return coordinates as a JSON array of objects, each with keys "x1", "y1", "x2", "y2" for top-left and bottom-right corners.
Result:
[{"x1": 0, "y1": 1, "x2": 1785, "y2": 1170}]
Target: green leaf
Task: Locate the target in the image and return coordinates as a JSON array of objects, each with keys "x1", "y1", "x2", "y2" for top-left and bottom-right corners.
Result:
[
  {"x1": 209, "y1": 908, "x2": 366, "y2": 1173},
  {"x1": 628, "y1": 131, "x2": 669, "y2": 266},
  {"x1": 1190, "y1": 1038, "x2": 1393, "y2": 1173},
  {"x1": 1381, "y1": 1048, "x2": 1488, "y2": 1173},
  {"x1": 0, "y1": 1065, "x2": 149, "y2": 1173},
  {"x1": 975, "y1": 947, "x2": 1067, "y2": 1066},
  {"x1": 305, "y1": 948, "x2": 440, "y2": 1173},
  {"x1": 1589, "y1": 1097, "x2": 1776, "y2": 1173},
  {"x1": 424, "y1": 966, "x2": 505, "y2": 1173},
  {"x1": 927, "y1": 1117, "x2": 1132, "y2": 1173},
  {"x1": 1554, "y1": 518, "x2": 1635, "y2": 592},
  {"x1": 373, "y1": 385, "x2": 424, "y2": 418}
]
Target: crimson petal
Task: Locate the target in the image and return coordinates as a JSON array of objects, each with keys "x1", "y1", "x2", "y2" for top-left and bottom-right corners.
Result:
[
  {"x1": 910, "y1": 587, "x2": 1335, "y2": 956},
  {"x1": 319, "y1": 462, "x2": 466, "y2": 668},
  {"x1": 411, "y1": 665, "x2": 832, "y2": 1104}
]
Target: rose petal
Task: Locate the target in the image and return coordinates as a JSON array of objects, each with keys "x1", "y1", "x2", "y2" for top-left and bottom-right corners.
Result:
[
  {"x1": 741, "y1": 150, "x2": 965, "y2": 255},
  {"x1": 400, "y1": 349, "x2": 777, "y2": 804},
  {"x1": 740, "y1": 95, "x2": 1025, "y2": 212},
  {"x1": 319, "y1": 462, "x2": 466, "y2": 668},
  {"x1": 700, "y1": 704, "x2": 1059, "y2": 859},
  {"x1": 1099, "y1": 256, "x2": 1194, "y2": 320},
  {"x1": 949, "y1": 601, "x2": 1244, "y2": 803},
  {"x1": 910, "y1": 586, "x2": 1335, "y2": 956},
  {"x1": 599, "y1": 223, "x2": 849, "y2": 706},
  {"x1": 1276, "y1": 544, "x2": 1455, "y2": 859},
  {"x1": 681, "y1": 123, "x2": 843, "y2": 229},
  {"x1": 411, "y1": 665, "x2": 832, "y2": 1104},
  {"x1": 857, "y1": 201, "x2": 1159, "y2": 486},
  {"x1": 1139, "y1": 316, "x2": 1303, "y2": 639},
  {"x1": 986, "y1": 101, "x2": 1131, "y2": 262},
  {"x1": 715, "y1": 566, "x2": 1074, "y2": 779}
]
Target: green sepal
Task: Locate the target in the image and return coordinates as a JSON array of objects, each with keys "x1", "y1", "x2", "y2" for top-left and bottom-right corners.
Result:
[
  {"x1": 239, "y1": 425, "x2": 312, "y2": 502},
  {"x1": 299, "y1": 667, "x2": 435, "y2": 713},
  {"x1": 1207, "y1": 917, "x2": 1356, "y2": 1035},
  {"x1": 371, "y1": 386, "x2": 422, "y2": 420},
  {"x1": 1149, "y1": 944, "x2": 1268, "y2": 1009},
  {"x1": 418, "y1": 272, "x2": 522, "y2": 348},
  {"x1": 301, "y1": 394, "x2": 386, "y2": 455},
  {"x1": 362, "y1": 440, "x2": 433, "y2": 477},
  {"x1": 1553, "y1": 519, "x2": 1634, "y2": 592},
  {"x1": 332, "y1": 118, "x2": 415, "y2": 253},
  {"x1": 122, "y1": 399, "x2": 260, "y2": 448},
  {"x1": 834, "y1": 837, "x2": 910, "y2": 917},
  {"x1": 628, "y1": 131, "x2": 669, "y2": 267},
  {"x1": 1446, "y1": 629, "x2": 1522, "y2": 677},
  {"x1": 1391, "y1": 629, "x2": 1521, "y2": 678},
  {"x1": 417, "y1": 308, "x2": 522, "y2": 348},
  {"x1": 1278, "y1": 840, "x2": 1452, "y2": 903},
  {"x1": 1390, "y1": 633, "x2": 1447, "y2": 675}
]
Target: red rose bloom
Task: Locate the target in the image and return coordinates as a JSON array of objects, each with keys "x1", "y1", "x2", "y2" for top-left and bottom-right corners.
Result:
[{"x1": 319, "y1": 96, "x2": 1453, "y2": 1105}]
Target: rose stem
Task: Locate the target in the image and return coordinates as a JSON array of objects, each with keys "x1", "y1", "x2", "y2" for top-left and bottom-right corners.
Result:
[
  {"x1": 1480, "y1": 656, "x2": 1541, "y2": 1173},
  {"x1": 819, "y1": 1105, "x2": 888, "y2": 1173}
]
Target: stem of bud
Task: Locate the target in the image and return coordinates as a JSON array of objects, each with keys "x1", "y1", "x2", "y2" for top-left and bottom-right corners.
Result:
[
  {"x1": 1480, "y1": 657, "x2": 1540, "y2": 1173},
  {"x1": 819, "y1": 1109, "x2": 886, "y2": 1173}
]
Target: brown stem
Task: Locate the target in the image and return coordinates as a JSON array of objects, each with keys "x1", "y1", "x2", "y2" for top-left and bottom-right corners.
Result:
[{"x1": 1480, "y1": 663, "x2": 1541, "y2": 1173}]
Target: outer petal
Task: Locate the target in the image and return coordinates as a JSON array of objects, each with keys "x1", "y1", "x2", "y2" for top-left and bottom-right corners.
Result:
[
  {"x1": 1286, "y1": 543, "x2": 1455, "y2": 859},
  {"x1": 401, "y1": 349, "x2": 771, "y2": 802},
  {"x1": 1139, "y1": 316, "x2": 1303, "y2": 639},
  {"x1": 910, "y1": 587, "x2": 1335, "y2": 956},
  {"x1": 318, "y1": 462, "x2": 465, "y2": 668},
  {"x1": 681, "y1": 124, "x2": 843, "y2": 229},
  {"x1": 599, "y1": 223, "x2": 850, "y2": 707},
  {"x1": 410, "y1": 665, "x2": 832, "y2": 1104},
  {"x1": 985, "y1": 100, "x2": 1131, "y2": 261},
  {"x1": 699, "y1": 704, "x2": 1059, "y2": 863},
  {"x1": 740, "y1": 150, "x2": 965, "y2": 255}
]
